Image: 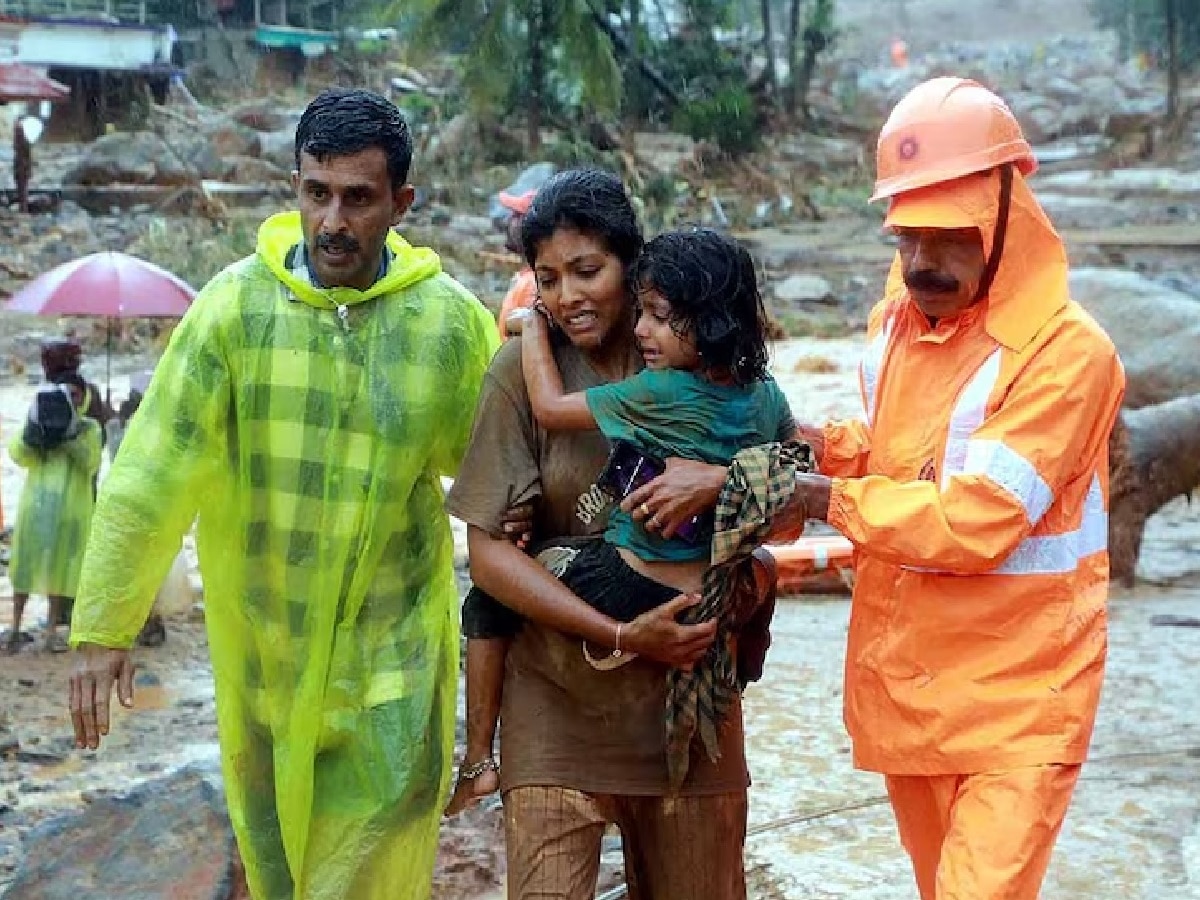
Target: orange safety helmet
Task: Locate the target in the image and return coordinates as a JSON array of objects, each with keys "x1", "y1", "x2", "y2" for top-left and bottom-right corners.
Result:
[
  {"x1": 498, "y1": 188, "x2": 537, "y2": 216},
  {"x1": 871, "y1": 77, "x2": 1036, "y2": 203}
]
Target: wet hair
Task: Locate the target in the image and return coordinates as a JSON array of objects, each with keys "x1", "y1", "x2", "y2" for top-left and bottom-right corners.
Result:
[
  {"x1": 295, "y1": 88, "x2": 413, "y2": 188},
  {"x1": 630, "y1": 228, "x2": 770, "y2": 384},
  {"x1": 520, "y1": 169, "x2": 644, "y2": 269}
]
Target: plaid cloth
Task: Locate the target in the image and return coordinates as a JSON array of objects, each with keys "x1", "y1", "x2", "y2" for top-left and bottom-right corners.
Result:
[{"x1": 665, "y1": 440, "x2": 815, "y2": 791}]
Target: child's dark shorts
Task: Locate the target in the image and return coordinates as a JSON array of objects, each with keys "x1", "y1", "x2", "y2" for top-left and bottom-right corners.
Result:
[{"x1": 461, "y1": 538, "x2": 681, "y2": 640}]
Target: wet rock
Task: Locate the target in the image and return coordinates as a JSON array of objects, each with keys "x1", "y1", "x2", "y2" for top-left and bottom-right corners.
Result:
[
  {"x1": 258, "y1": 129, "x2": 295, "y2": 172},
  {"x1": 171, "y1": 133, "x2": 236, "y2": 181},
  {"x1": 1006, "y1": 92, "x2": 1064, "y2": 144},
  {"x1": 226, "y1": 156, "x2": 289, "y2": 186},
  {"x1": 198, "y1": 121, "x2": 260, "y2": 161},
  {"x1": 448, "y1": 215, "x2": 497, "y2": 242},
  {"x1": 6, "y1": 767, "x2": 235, "y2": 900},
  {"x1": 227, "y1": 100, "x2": 295, "y2": 134},
  {"x1": 774, "y1": 274, "x2": 836, "y2": 305},
  {"x1": 13, "y1": 748, "x2": 64, "y2": 765},
  {"x1": 776, "y1": 133, "x2": 864, "y2": 173},
  {"x1": 1070, "y1": 268, "x2": 1200, "y2": 409},
  {"x1": 427, "y1": 113, "x2": 482, "y2": 167},
  {"x1": 62, "y1": 132, "x2": 199, "y2": 188}
]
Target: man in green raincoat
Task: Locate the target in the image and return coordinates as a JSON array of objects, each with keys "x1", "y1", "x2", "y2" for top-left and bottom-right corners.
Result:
[{"x1": 66, "y1": 88, "x2": 499, "y2": 900}]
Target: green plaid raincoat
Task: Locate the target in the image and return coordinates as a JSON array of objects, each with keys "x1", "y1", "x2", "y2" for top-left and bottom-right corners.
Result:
[{"x1": 70, "y1": 211, "x2": 498, "y2": 900}]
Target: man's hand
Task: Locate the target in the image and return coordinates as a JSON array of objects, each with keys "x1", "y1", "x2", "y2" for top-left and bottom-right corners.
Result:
[
  {"x1": 792, "y1": 424, "x2": 826, "y2": 463},
  {"x1": 69, "y1": 643, "x2": 136, "y2": 750},
  {"x1": 622, "y1": 593, "x2": 717, "y2": 669},
  {"x1": 792, "y1": 473, "x2": 833, "y2": 522},
  {"x1": 499, "y1": 501, "x2": 535, "y2": 551},
  {"x1": 622, "y1": 458, "x2": 726, "y2": 539}
]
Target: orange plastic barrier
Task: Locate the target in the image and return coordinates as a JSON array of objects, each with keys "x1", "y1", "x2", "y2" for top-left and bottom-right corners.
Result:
[{"x1": 768, "y1": 535, "x2": 855, "y2": 595}]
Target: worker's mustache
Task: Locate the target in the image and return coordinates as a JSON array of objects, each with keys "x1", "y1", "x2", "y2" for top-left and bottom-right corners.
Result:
[
  {"x1": 316, "y1": 232, "x2": 361, "y2": 254},
  {"x1": 905, "y1": 269, "x2": 960, "y2": 294}
]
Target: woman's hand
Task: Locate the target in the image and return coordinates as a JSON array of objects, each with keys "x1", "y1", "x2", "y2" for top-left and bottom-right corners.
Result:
[
  {"x1": 622, "y1": 593, "x2": 717, "y2": 669},
  {"x1": 622, "y1": 458, "x2": 726, "y2": 539}
]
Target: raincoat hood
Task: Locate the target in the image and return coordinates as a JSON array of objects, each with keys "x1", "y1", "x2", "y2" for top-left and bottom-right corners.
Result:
[
  {"x1": 256, "y1": 211, "x2": 442, "y2": 310},
  {"x1": 883, "y1": 167, "x2": 1068, "y2": 352}
]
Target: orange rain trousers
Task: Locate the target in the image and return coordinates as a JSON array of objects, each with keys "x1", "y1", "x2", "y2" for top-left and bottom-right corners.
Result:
[{"x1": 886, "y1": 765, "x2": 1081, "y2": 900}]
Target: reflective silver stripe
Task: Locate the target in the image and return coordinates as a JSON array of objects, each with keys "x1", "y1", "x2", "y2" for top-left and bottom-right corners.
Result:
[
  {"x1": 992, "y1": 474, "x2": 1107, "y2": 575},
  {"x1": 860, "y1": 317, "x2": 893, "y2": 424},
  {"x1": 940, "y1": 349, "x2": 1002, "y2": 483},
  {"x1": 905, "y1": 474, "x2": 1107, "y2": 576},
  {"x1": 961, "y1": 439, "x2": 1054, "y2": 525}
]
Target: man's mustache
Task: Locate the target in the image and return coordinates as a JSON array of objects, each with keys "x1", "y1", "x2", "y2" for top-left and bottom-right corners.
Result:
[
  {"x1": 905, "y1": 269, "x2": 960, "y2": 294},
  {"x1": 317, "y1": 233, "x2": 361, "y2": 253}
]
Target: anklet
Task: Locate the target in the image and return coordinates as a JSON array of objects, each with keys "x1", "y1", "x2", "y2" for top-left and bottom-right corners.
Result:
[{"x1": 459, "y1": 756, "x2": 499, "y2": 781}]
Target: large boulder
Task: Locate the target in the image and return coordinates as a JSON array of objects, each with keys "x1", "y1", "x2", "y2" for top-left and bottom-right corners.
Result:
[
  {"x1": 62, "y1": 132, "x2": 199, "y2": 187},
  {"x1": 1070, "y1": 268, "x2": 1200, "y2": 409},
  {"x1": 226, "y1": 155, "x2": 289, "y2": 185},
  {"x1": 226, "y1": 99, "x2": 296, "y2": 133},
  {"x1": 172, "y1": 132, "x2": 237, "y2": 181},
  {"x1": 203, "y1": 120, "x2": 262, "y2": 160},
  {"x1": 5, "y1": 768, "x2": 237, "y2": 900},
  {"x1": 774, "y1": 273, "x2": 836, "y2": 305}
]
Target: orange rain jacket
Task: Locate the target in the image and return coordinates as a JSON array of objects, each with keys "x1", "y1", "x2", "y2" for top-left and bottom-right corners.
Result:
[
  {"x1": 497, "y1": 268, "x2": 537, "y2": 341},
  {"x1": 823, "y1": 169, "x2": 1126, "y2": 775}
]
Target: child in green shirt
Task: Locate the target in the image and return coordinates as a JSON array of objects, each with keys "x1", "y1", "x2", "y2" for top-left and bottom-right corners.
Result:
[{"x1": 448, "y1": 227, "x2": 793, "y2": 813}]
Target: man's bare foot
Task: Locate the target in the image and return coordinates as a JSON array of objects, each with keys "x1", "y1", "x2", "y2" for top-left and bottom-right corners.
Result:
[{"x1": 444, "y1": 755, "x2": 499, "y2": 816}]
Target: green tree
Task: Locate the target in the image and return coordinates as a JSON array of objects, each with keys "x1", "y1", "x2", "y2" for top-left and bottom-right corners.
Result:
[
  {"x1": 1090, "y1": 0, "x2": 1200, "y2": 70},
  {"x1": 406, "y1": 0, "x2": 621, "y2": 151}
]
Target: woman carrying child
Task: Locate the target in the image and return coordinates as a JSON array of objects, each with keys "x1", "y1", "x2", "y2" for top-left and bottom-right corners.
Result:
[{"x1": 445, "y1": 169, "x2": 799, "y2": 899}]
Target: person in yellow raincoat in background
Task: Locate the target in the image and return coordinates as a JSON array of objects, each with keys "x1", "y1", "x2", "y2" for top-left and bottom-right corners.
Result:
[
  {"x1": 777, "y1": 78, "x2": 1127, "y2": 898},
  {"x1": 6, "y1": 383, "x2": 102, "y2": 653},
  {"x1": 65, "y1": 88, "x2": 499, "y2": 900}
]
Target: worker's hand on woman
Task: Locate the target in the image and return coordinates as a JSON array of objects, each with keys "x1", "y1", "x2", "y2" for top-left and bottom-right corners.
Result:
[
  {"x1": 68, "y1": 643, "x2": 136, "y2": 750},
  {"x1": 623, "y1": 457, "x2": 726, "y2": 539}
]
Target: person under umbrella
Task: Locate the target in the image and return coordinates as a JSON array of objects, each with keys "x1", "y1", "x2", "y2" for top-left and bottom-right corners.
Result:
[{"x1": 5, "y1": 383, "x2": 102, "y2": 653}]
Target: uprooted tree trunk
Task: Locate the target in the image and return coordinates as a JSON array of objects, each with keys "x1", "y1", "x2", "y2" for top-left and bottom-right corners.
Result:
[{"x1": 1108, "y1": 393, "x2": 1200, "y2": 586}]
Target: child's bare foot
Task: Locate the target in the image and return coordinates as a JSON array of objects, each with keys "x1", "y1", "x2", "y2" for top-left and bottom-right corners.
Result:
[{"x1": 444, "y1": 755, "x2": 499, "y2": 816}]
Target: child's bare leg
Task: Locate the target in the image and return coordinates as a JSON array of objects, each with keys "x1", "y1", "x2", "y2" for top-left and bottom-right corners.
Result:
[
  {"x1": 6, "y1": 593, "x2": 28, "y2": 653},
  {"x1": 445, "y1": 636, "x2": 509, "y2": 815}
]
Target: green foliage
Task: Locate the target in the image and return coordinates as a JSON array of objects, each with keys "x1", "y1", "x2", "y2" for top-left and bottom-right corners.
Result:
[
  {"x1": 672, "y1": 83, "x2": 761, "y2": 155},
  {"x1": 1090, "y1": 0, "x2": 1200, "y2": 68},
  {"x1": 401, "y1": 0, "x2": 621, "y2": 122}
]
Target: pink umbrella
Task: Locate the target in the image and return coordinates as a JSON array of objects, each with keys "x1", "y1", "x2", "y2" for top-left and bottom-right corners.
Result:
[{"x1": 6, "y1": 252, "x2": 197, "y2": 400}]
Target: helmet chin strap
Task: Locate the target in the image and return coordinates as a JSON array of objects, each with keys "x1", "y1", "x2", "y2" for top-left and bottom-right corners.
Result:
[{"x1": 973, "y1": 164, "x2": 1013, "y2": 303}]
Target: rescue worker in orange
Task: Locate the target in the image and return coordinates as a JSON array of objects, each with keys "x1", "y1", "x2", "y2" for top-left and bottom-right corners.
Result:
[
  {"x1": 494, "y1": 187, "x2": 538, "y2": 340},
  {"x1": 781, "y1": 77, "x2": 1126, "y2": 898}
]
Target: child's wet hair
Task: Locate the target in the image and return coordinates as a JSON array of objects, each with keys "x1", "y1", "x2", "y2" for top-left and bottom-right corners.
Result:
[
  {"x1": 520, "y1": 169, "x2": 644, "y2": 269},
  {"x1": 630, "y1": 228, "x2": 770, "y2": 384}
]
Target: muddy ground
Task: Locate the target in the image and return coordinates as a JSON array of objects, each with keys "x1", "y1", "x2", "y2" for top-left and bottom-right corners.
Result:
[{"x1": 0, "y1": 335, "x2": 1197, "y2": 898}]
